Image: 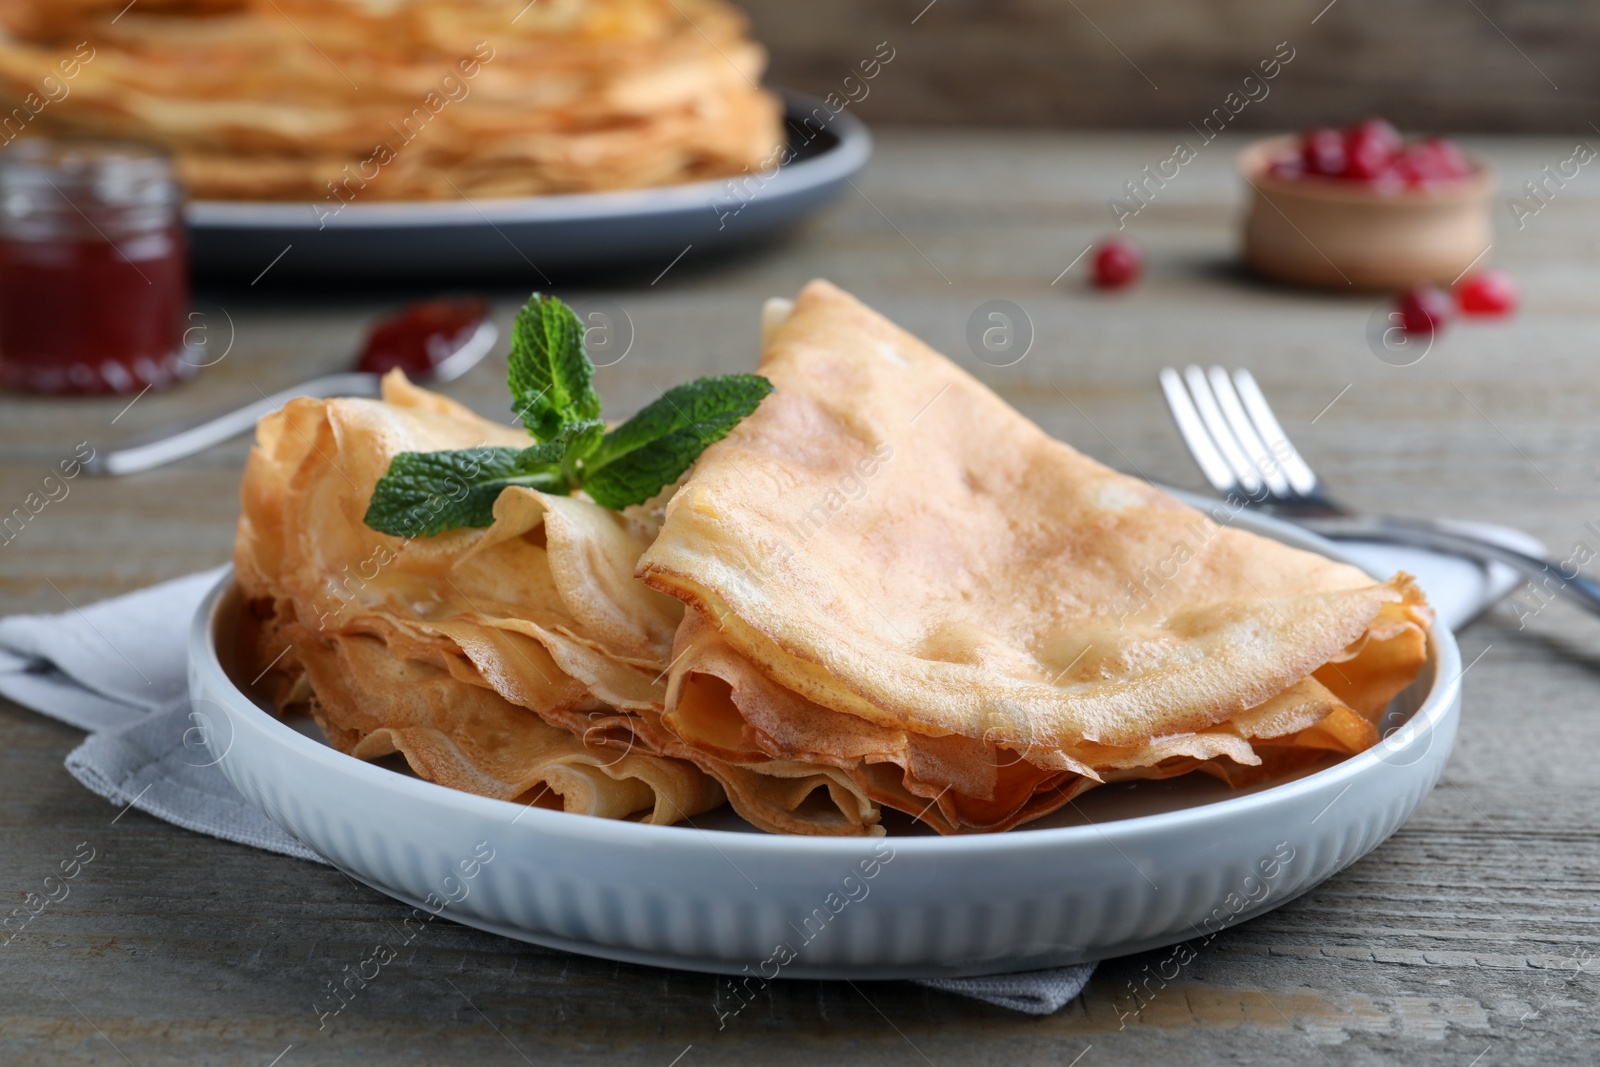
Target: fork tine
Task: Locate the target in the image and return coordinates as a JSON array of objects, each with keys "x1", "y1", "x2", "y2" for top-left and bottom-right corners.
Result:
[
  {"x1": 1206, "y1": 366, "x2": 1292, "y2": 498},
  {"x1": 1181, "y1": 365, "x2": 1263, "y2": 497},
  {"x1": 1230, "y1": 369, "x2": 1320, "y2": 497},
  {"x1": 1159, "y1": 367, "x2": 1239, "y2": 496}
]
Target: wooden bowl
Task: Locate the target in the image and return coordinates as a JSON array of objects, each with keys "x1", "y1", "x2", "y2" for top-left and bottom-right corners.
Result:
[{"x1": 1239, "y1": 136, "x2": 1494, "y2": 291}]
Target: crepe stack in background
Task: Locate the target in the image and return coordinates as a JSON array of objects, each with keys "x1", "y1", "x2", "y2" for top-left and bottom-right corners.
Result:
[
  {"x1": 635, "y1": 281, "x2": 1434, "y2": 835},
  {"x1": 0, "y1": 0, "x2": 783, "y2": 199},
  {"x1": 234, "y1": 372, "x2": 725, "y2": 824}
]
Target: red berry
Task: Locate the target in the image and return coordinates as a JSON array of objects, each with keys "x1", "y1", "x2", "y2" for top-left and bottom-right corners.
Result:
[
  {"x1": 1091, "y1": 237, "x2": 1142, "y2": 289},
  {"x1": 1390, "y1": 153, "x2": 1424, "y2": 188},
  {"x1": 1399, "y1": 138, "x2": 1473, "y2": 185},
  {"x1": 1369, "y1": 160, "x2": 1408, "y2": 195},
  {"x1": 1429, "y1": 138, "x2": 1470, "y2": 177},
  {"x1": 1267, "y1": 156, "x2": 1303, "y2": 180},
  {"x1": 1395, "y1": 286, "x2": 1452, "y2": 335},
  {"x1": 1300, "y1": 127, "x2": 1346, "y2": 176},
  {"x1": 1357, "y1": 117, "x2": 1402, "y2": 146},
  {"x1": 1454, "y1": 270, "x2": 1518, "y2": 316},
  {"x1": 1344, "y1": 118, "x2": 1401, "y2": 181}
]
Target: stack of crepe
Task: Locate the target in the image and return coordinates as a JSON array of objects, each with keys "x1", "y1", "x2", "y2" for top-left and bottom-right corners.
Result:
[
  {"x1": 233, "y1": 281, "x2": 1432, "y2": 836},
  {"x1": 640, "y1": 282, "x2": 1432, "y2": 835},
  {"x1": 235, "y1": 373, "x2": 726, "y2": 824},
  {"x1": 0, "y1": 0, "x2": 782, "y2": 199}
]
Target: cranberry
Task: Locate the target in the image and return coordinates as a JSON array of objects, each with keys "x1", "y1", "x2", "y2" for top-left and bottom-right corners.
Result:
[
  {"x1": 1283, "y1": 122, "x2": 1471, "y2": 187},
  {"x1": 1368, "y1": 161, "x2": 1409, "y2": 195},
  {"x1": 1389, "y1": 154, "x2": 1424, "y2": 188},
  {"x1": 1343, "y1": 118, "x2": 1401, "y2": 181},
  {"x1": 1395, "y1": 286, "x2": 1453, "y2": 335},
  {"x1": 1424, "y1": 137, "x2": 1471, "y2": 178},
  {"x1": 1091, "y1": 237, "x2": 1142, "y2": 289},
  {"x1": 1454, "y1": 270, "x2": 1518, "y2": 316},
  {"x1": 1267, "y1": 157, "x2": 1304, "y2": 180},
  {"x1": 1300, "y1": 127, "x2": 1346, "y2": 176},
  {"x1": 1399, "y1": 138, "x2": 1473, "y2": 185}
]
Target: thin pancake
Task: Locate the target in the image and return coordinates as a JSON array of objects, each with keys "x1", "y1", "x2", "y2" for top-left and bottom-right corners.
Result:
[
  {"x1": 637, "y1": 280, "x2": 1432, "y2": 833},
  {"x1": 0, "y1": 0, "x2": 783, "y2": 199},
  {"x1": 235, "y1": 371, "x2": 723, "y2": 825}
]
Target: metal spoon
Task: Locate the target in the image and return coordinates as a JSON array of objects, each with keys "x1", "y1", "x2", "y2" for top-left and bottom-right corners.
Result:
[{"x1": 84, "y1": 302, "x2": 497, "y2": 476}]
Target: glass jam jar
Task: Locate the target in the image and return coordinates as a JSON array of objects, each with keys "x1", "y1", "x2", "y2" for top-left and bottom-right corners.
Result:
[{"x1": 0, "y1": 138, "x2": 190, "y2": 395}]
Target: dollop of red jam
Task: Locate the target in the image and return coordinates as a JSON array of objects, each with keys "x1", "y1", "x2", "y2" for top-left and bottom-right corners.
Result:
[{"x1": 356, "y1": 297, "x2": 489, "y2": 377}]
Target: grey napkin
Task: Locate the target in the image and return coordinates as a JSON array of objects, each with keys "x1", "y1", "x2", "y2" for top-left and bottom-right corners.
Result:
[
  {"x1": 918, "y1": 966, "x2": 1096, "y2": 1013},
  {"x1": 0, "y1": 526, "x2": 1534, "y2": 1015},
  {"x1": 0, "y1": 567, "x2": 319, "y2": 863}
]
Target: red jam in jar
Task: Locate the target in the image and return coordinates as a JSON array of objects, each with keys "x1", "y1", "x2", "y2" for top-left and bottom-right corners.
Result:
[{"x1": 0, "y1": 139, "x2": 190, "y2": 395}]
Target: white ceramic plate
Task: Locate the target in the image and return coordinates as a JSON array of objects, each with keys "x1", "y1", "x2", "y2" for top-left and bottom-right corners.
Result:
[
  {"x1": 189, "y1": 507, "x2": 1460, "y2": 979},
  {"x1": 184, "y1": 91, "x2": 871, "y2": 280}
]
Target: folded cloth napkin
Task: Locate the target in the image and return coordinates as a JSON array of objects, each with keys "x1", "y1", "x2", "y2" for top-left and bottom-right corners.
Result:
[
  {"x1": 0, "y1": 567, "x2": 321, "y2": 863},
  {"x1": 0, "y1": 526, "x2": 1537, "y2": 1015}
]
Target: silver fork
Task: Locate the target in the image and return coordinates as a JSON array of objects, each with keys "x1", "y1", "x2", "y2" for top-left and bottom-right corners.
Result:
[{"x1": 1160, "y1": 365, "x2": 1600, "y2": 617}]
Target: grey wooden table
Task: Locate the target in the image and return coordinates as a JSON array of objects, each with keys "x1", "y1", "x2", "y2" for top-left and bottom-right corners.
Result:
[{"x1": 2, "y1": 132, "x2": 1597, "y2": 1066}]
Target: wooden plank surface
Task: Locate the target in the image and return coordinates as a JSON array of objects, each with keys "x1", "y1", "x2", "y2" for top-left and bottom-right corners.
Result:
[
  {"x1": 2, "y1": 132, "x2": 1598, "y2": 1066},
  {"x1": 745, "y1": 0, "x2": 1597, "y2": 134}
]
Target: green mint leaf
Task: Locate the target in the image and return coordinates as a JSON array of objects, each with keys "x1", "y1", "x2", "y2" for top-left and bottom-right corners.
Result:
[
  {"x1": 364, "y1": 291, "x2": 771, "y2": 537},
  {"x1": 506, "y1": 295, "x2": 601, "y2": 441},
  {"x1": 557, "y1": 418, "x2": 605, "y2": 483},
  {"x1": 581, "y1": 374, "x2": 773, "y2": 510},
  {"x1": 364, "y1": 447, "x2": 564, "y2": 538},
  {"x1": 515, "y1": 417, "x2": 602, "y2": 478}
]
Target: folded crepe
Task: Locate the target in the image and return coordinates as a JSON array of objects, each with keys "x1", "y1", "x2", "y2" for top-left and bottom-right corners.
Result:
[
  {"x1": 234, "y1": 371, "x2": 723, "y2": 825},
  {"x1": 636, "y1": 280, "x2": 1433, "y2": 836}
]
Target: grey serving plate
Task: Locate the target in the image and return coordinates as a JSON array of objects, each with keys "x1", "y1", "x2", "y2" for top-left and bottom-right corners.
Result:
[{"x1": 185, "y1": 91, "x2": 871, "y2": 281}]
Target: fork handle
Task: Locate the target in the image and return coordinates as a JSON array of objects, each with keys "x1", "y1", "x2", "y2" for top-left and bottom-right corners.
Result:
[{"x1": 1295, "y1": 515, "x2": 1600, "y2": 617}]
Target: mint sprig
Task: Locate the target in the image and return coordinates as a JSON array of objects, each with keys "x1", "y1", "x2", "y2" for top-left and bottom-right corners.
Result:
[
  {"x1": 583, "y1": 375, "x2": 773, "y2": 509},
  {"x1": 363, "y1": 293, "x2": 773, "y2": 538},
  {"x1": 508, "y1": 294, "x2": 601, "y2": 441},
  {"x1": 362, "y1": 447, "x2": 555, "y2": 537}
]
